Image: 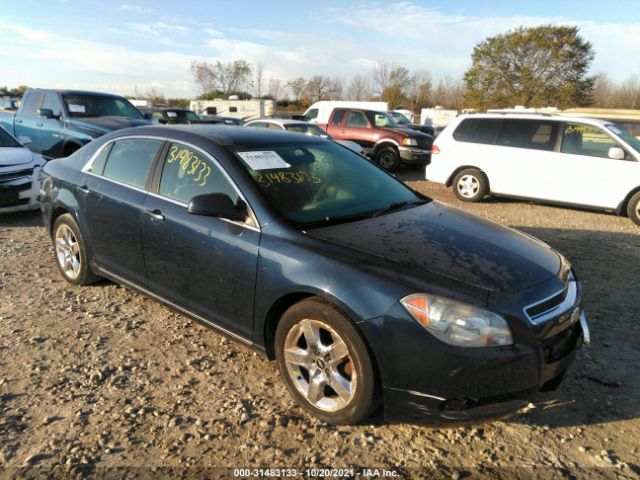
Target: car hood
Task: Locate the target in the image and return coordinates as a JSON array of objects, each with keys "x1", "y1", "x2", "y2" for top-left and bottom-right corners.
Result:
[
  {"x1": 0, "y1": 147, "x2": 38, "y2": 167},
  {"x1": 308, "y1": 201, "x2": 561, "y2": 293},
  {"x1": 382, "y1": 127, "x2": 432, "y2": 139},
  {"x1": 71, "y1": 116, "x2": 151, "y2": 133}
]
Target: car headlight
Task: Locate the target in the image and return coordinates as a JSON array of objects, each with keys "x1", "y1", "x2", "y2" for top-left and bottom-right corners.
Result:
[
  {"x1": 402, "y1": 138, "x2": 418, "y2": 146},
  {"x1": 400, "y1": 294, "x2": 513, "y2": 347}
]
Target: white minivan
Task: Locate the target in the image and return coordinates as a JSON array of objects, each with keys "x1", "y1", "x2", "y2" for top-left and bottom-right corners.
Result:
[{"x1": 426, "y1": 113, "x2": 640, "y2": 225}]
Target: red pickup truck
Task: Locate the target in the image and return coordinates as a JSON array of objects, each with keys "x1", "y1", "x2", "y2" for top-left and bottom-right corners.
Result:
[{"x1": 320, "y1": 108, "x2": 433, "y2": 171}]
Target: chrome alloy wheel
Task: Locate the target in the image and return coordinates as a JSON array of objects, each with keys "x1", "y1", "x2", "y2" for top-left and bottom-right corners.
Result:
[
  {"x1": 457, "y1": 174, "x2": 480, "y2": 198},
  {"x1": 55, "y1": 224, "x2": 81, "y2": 280},
  {"x1": 283, "y1": 318, "x2": 356, "y2": 412}
]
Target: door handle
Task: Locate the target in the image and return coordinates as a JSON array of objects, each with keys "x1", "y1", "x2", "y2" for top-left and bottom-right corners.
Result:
[
  {"x1": 146, "y1": 209, "x2": 165, "y2": 223},
  {"x1": 16, "y1": 119, "x2": 22, "y2": 124},
  {"x1": 78, "y1": 185, "x2": 90, "y2": 194},
  {"x1": 36, "y1": 122, "x2": 43, "y2": 127}
]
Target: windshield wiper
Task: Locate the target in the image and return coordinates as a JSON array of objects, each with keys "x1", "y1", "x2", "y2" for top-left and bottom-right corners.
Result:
[{"x1": 371, "y1": 199, "x2": 425, "y2": 217}]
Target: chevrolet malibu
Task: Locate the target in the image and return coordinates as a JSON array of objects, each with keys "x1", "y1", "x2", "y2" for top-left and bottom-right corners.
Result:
[{"x1": 40, "y1": 126, "x2": 589, "y2": 424}]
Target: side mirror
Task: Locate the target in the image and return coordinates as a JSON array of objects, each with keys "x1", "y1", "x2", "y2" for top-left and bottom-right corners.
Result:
[
  {"x1": 608, "y1": 147, "x2": 626, "y2": 160},
  {"x1": 37, "y1": 108, "x2": 57, "y2": 119},
  {"x1": 188, "y1": 193, "x2": 248, "y2": 221},
  {"x1": 142, "y1": 112, "x2": 152, "y2": 120},
  {"x1": 157, "y1": 118, "x2": 167, "y2": 125}
]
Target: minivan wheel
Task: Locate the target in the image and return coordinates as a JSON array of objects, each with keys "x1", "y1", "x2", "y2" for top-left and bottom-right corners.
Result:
[
  {"x1": 275, "y1": 298, "x2": 377, "y2": 425},
  {"x1": 374, "y1": 146, "x2": 400, "y2": 171},
  {"x1": 452, "y1": 169, "x2": 488, "y2": 202},
  {"x1": 53, "y1": 214, "x2": 100, "y2": 285},
  {"x1": 627, "y1": 191, "x2": 640, "y2": 226}
]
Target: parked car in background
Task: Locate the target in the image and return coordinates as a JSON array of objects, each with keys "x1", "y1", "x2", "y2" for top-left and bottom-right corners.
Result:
[
  {"x1": 244, "y1": 118, "x2": 364, "y2": 154},
  {"x1": 389, "y1": 111, "x2": 435, "y2": 136},
  {"x1": 199, "y1": 115, "x2": 245, "y2": 126},
  {"x1": 0, "y1": 126, "x2": 45, "y2": 213},
  {"x1": 141, "y1": 107, "x2": 234, "y2": 126},
  {"x1": 1, "y1": 96, "x2": 19, "y2": 111},
  {"x1": 321, "y1": 108, "x2": 433, "y2": 171},
  {"x1": 304, "y1": 101, "x2": 387, "y2": 125},
  {"x1": 40, "y1": 125, "x2": 588, "y2": 425},
  {"x1": 0, "y1": 89, "x2": 150, "y2": 159},
  {"x1": 427, "y1": 113, "x2": 640, "y2": 225}
]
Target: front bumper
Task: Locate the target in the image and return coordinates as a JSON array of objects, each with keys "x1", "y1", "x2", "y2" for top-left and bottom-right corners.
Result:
[
  {"x1": 398, "y1": 146, "x2": 431, "y2": 164},
  {"x1": 0, "y1": 165, "x2": 41, "y2": 213},
  {"x1": 358, "y1": 297, "x2": 587, "y2": 424}
]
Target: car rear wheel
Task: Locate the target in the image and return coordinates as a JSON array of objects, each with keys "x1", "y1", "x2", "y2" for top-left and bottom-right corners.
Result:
[
  {"x1": 53, "y1": 214, "x2": 100, "y2": 285},
  {"x1": 452, "y1": 169, "x2": 488, "y2": 202},
  {"x1": 627, "y1": 191, "x2": 640, "y2": 226},
  {"x1": 275, "y1": 298, "x2": 377, "y2": 425},
  {"x1": 374, "y1": 146, "x2": 400, "y2": 172}
]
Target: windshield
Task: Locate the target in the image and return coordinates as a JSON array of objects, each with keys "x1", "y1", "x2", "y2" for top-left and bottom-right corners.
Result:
[
  {"x1": 606, "y1": 123, "x2": 640, "y2": 152},
  {"x1": 391, "y1": 112, "x2": 410, "y2": 124},
  {"x1": 165, "y1": 110, "x2": 201, "y2": 123},
  {"x1": 234, "y1": 142, "x2": 423, "y2": 227},
  {"x1": 62, "y1": 94, "x2": 143, "y2": 119},
  {"x1": 366, "y1": 111, "x2": 399, "y2": 128},
  {"x1": 0, "y1": 127, "x2": 21, "y2": 148},
  {"x1": 285, "y1": 124, "x2": 331, "y2": 138}
]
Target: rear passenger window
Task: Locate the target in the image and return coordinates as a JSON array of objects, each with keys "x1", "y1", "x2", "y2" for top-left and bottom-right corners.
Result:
[
  {"x1": 159, "y1": 143, "x2": 240, "y2": 206},
  {"x1": 88, "y1": 143, "x2": 113, "y2": 174},
  {"x1": 496, "y1": 120, "x2": 558, "y2": 151},
  {"x1": 453, "y1": 118, "x2": 501, "y2": 144},
  {"x1": 347, "y1": 111, "x2": 368, "y2": 127},
  {"x1": 332, "y1": 110, "x2": 346, "y2": 125},
  {"x1": 102, "y1": 138, "x2": 162, "y2": 189}
]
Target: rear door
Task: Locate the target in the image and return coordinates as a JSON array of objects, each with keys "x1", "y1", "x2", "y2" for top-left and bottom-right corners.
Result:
[
  {"x1": 14, "y1": 91, "x2": 44, "y2": 152},
  {"x1": 81, "y1": 137, "x2": 164, "y2": 285},
  {"x1": 141, "y1": 141, "x2": 260, "y2": 338},
  {"x1": 38, "y1": 92, "x2": 65, "y2": 158}
]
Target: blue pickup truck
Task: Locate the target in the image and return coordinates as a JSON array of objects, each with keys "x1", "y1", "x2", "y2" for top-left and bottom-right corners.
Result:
[{"x1": 0, "y1": 89, "x2": 151, "y2": 159}]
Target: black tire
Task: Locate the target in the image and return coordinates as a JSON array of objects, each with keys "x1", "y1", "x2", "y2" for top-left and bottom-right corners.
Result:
[
  {"x1": 275, "y1": 298, "x2": 377, "y2": 425},
  {"x1": 452, "y1": 168, "x2": 488, "y2": 202},
  {"x1": 627, "y1": 191, "x2": 640, "y2": 226},
  {"x1": 52, "y1": 213, "x2": 100, "y2": 285},
  {"x1": 374, "y1": 146, "x2": 400, "y2": 172}
]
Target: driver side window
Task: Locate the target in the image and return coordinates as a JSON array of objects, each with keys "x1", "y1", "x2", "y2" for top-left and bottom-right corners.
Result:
[
  {"x1": 159, "y1": 142, "x2": 240, "y2": 207},
  {"x1": 561, "y1": 123, "x2": 625, "y2": 159}
]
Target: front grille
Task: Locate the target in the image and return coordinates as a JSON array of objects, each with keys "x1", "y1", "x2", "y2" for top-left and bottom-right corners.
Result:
[
  {"x1": 543, "y1": 321, "x2": 581, "y2": 363},
  {"x1": 0, "y1": 168, "x2": 33, "y2": 182},
  {"x1": 525, "y1": 273, "x2": 577, "y2": 325},
  {"x1": 417, "y1": 138, "x2": 433, "y2": 150}
]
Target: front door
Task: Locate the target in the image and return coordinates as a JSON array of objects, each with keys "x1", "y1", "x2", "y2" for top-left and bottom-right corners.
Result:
[{"x1": 141, "y1": 141, "x2": 260, "y2": 338}]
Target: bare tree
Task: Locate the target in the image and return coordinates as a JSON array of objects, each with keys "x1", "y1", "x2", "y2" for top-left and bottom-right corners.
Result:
[
  {"x1": 190, "y1": 61, "x2": 217, "y2": 96},
  {"x1": 254, "y1": 62, "x2": 265, "y2": 99},
  {"x1": 216, "y1": 59, "x2": 253, "y2": 97},
  {"x1": 373, "y1": 61, "x2": 393, "y2": 96},
  {"x1": 330, "y1": 76, "x2": 345, "y2": 100},
  {"x1": 286, "y1": 77, "x2": 307, "y2": 102},
  {"x1": 268, "y1": 77, "x2": 282, "y2": 101},
  {"x1": 347, "y1": 75, "x2": 371, "y2": 101},
  {"x1": 407, "y1": 70, "x2": 432, "y2": 110},
  {"x1": 303, "y1": 75, "x2": 336, "y2": 103}
]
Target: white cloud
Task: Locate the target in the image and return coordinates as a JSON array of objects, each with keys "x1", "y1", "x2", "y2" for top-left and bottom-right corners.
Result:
[{"x1": 120, "y1": 4, "x2": 155, "y2": 14}]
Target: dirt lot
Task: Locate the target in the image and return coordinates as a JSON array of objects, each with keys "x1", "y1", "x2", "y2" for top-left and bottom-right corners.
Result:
[{"x1": 1, "y1": 172, "x2": 639, "y2": 479}]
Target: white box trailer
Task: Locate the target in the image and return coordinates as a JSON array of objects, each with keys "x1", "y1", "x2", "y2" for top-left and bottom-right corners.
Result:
[{"x1": 304, "y1": 101, "x2": 388, "y2": 124}]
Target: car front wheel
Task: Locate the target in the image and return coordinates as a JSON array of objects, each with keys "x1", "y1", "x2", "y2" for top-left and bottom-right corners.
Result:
[
  {"x1": 627, "y1": 191, "x2": 640, "y2": 226},
  {"x1": 53, "y1": 213, "x2": 100, "y2": 285},
  {"x1": 374, "y1": 146, "x2": 400, "y2": 172},
  {"x1": 275, "y1": 298, "x2": 377, "y2": 425},
  {"x1": 452, "y1": 168, "x2": 488, "y2": 202}
]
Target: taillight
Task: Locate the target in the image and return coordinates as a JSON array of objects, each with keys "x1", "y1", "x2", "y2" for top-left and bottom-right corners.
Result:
[{"x1": 431, "y1": 144, "x2": 440, "y2": 154}]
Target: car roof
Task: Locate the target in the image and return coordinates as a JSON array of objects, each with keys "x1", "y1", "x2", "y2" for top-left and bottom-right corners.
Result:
[
  {"x1": 109, "y1": 125, "x2": 325, "y2": 146},
  {"x1": 246, "y1": 118, "x2": 313, "y2": 127},
  {"x1": 29, "y1": 89, "x2": 125, "y2": 98},
  {"x1": 458, "y1": 112, "x2": 613, "y2": 127}
]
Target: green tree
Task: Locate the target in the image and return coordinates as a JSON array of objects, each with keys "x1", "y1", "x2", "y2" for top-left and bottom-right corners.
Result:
[{"x1": 464, "y1": 25, "x2": 596, "y2": 110}]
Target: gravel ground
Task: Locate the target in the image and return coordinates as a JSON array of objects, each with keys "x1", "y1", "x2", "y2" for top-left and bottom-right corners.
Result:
[{"x1": 0, "y1": 173, "x2": 639, "y2": 479}]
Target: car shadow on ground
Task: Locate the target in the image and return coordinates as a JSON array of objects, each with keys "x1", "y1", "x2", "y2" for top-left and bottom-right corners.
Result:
[{"x1": 0, "y1": 210, "x2": 43, "y2": 229}]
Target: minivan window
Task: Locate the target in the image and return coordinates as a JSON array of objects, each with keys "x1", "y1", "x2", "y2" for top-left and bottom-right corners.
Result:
[
  {"x1": 102, "y1": 138, "x2": 162, "y2": 189},
  {"x1": 453, "y1": 118, "x2": 501, "y2": 145},
  {"x1": 561, "y1": 123, "x2": 623, "y2": 159},
  {"x1": 159, "y1": 142, "x2": 240, "y2": 206},
  {"x1": 496, "y1": 120, "x2": 558, "y2": 151}
]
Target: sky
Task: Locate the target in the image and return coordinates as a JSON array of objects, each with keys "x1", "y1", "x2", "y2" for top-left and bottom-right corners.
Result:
[{"x1": 1, "y1": 0, "x2": 639, "y2": 98}]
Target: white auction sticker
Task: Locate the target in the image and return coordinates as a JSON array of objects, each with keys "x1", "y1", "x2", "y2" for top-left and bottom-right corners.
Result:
[
  {"x1": 237, "y1": 151, "x2": 291, "y2": 170},
  {"x1": 68, "y1": 104, "x2": 86, "y2": 113},
  {"x1": 166, "y1": 111, "x2": 177, "y2": 117}
]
